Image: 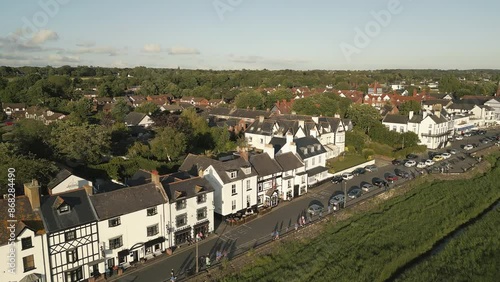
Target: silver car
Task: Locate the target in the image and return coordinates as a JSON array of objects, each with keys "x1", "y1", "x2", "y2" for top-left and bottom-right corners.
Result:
[{"x1": 308, "y1": 204, "x2": 324, "y2": 215}]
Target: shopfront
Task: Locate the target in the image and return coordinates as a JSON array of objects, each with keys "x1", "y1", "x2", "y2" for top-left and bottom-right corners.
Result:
[
  {"x1": 174, "y1": 227, "x2": 192, "y2": 246},
  {"x1": 193, "y1": 220, "x2": 210, "y2": 238}
]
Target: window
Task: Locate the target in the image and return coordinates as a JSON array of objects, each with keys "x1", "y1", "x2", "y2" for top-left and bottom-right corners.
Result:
[
  {"x1": 65, "y1": 267, "x2": 83, "y2": 282},
  {"x1": 109, "y1": 236, "x2": 123, "y2": 249},
  {"x1": 176, "y1": 214, "x2": 187, "y2": 227},
  {"x1": 246, "y1": 180, "x2": 251, "y2": 191},
  {"x1": 312, "y1": 157, "x2": 315, "y2": 166},
  {"x1": 66, "y1": 249, "x2": 78, "y2": 263},
  {"x1": 21, "y1": 237, "x2": 33, "y2": 250},
  {"x1": 197, "y1": 194, "x2": 207, "y2": 204},
  {"x1": 58, "y1": 204, "x2": 70, "y2": 214},
  {"x1": 231, "y1": 184, "x2": 237, "y2": 195},
  {"x1": 176, "y1": 199, "x2": 186, "y2": 210},
  {"x1": 392, "y1": 126, "x2": 397, "y2": 131},
  {"x1": 229, "y1": 171, "x2": 237, "y2": 179},
  {"x1": 246, "y1": 195, "x2": 251, "y2": 207},
  {"x1": 258, "y1": 183, "x2": 263, "y2": 192},
  {"x1": 231, "y1": 200, "x2": 236, "y2": 210},
  {"x1": 107, "y1": 258, "x2": 115, "y2": 268},
  {"x1": 23, "y1": 255, "x2": 35, "y2": 272},
  {"x1": 304, "y1": 160, "x2": 308, "y2": 169},
  {"x1": 65, "y1": 230, "x2": 76, "y2": 242},
  {"x1": 108, "y1": 217, "x2": 121, "y2": 227},
  {"x1": 301, "y1": 175, "x2": 305, "y2": 184},
  {"x1": 260, "y1": 138, "x2": 263, "y2": 144},
  {"x1": 147, "y1": 207, "x2": 157, "y2": 216},
  {"x1": 197, "y1": 207, "x2": 207, "y2": 220},
  {"x1": 147, "y1": 224, "x2": 159, "y2": 236},
  {"x1": 258, "y1": 195, "x2": 263, "y2": 205},
  {"x1": 287, "y1": 180, "x2": 291, "y2": 189}
]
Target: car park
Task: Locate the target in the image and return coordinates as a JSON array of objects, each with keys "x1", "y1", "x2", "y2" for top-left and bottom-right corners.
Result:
[
  {"x1": 432, "y1": 155, "x2": 444, "y2": 162},
  {"x1": 342, "y1": 173, "x2": 354, "y2": 180},
  {"x1": 385, "y1": 173, "x2": 398, "y2": 182},
  {"x1": 308, "y1": 204, "x2": 324, "y2": 215},
  {"x1": 392, "y1": 159, "x2": 403, "y2": 166},
  {"x1": 425, "y1": 159, "x2": 435, "y2": 166},
  {"x1": 463, "y1": 144, "x2": 473, "y2": 150},
  {"x1": 361, "y1": 183, "x2": 376, "y2": 192},
  {"x1": 417, "y1": 161, "x2": 426, "y2": 168},
  {"x1": 351, "y1": 167, "x2": 366, "y2": 176},
  {"x1": 394, "y1": 168, "x2": 410, "y2": 178},
  {"x1": 364, "y1": 165, "x2": 378, "y2": 172},
  {"x1": 347, "y1": 187, "x2": 362, "y2": 199},
  {"x1": 441, "y1": 152, "x2": 451, "y2": 159},
  {"x1": 372, "y1": 177, "x2": 387, "y2": 187},
  {"x1": 480, "y1": 138, "x2": 490, "y2": 144},
  {"x1": 405, "y1": 160, "x2": 417, "y2": 167},
  {"x1": 329, "y1": 195, "x2": 345, "y2": 210},
  {"x1": 331, "y1": 176, "x2": 343, "y2": 184}
]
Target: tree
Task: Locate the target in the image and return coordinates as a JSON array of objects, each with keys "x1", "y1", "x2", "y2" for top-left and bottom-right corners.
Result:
[
  {"x1": 399, "y1": 131, "x2": 420, "y2": 149},
  {"x1": 111, "y1": 99, "x2": 131, "y2": 122},
  {"x1": 65, "y1": 98, "x2": 93, "y2": 124},
  {"x1": 264, "y1": 89, "x2": 294, "y2": 109},
  {"x1": 127, "y1": 142, "x2": 151, "y2": 159},
  {"x1": 134, "y1": 102, "x2": 159, "y2": 115},
  {"x1": 50, "y1": 122, "x2": 111, "y2": 164},
  {"x1": 234, "y1": 90, "x2": 265, "y2": 110},
  {"x1": 150, "y1": 127, "x2": 187, "y2": 161},
  {"x1": 398, "y1": 100, "x2": 421, "y2": 116},
  {"x1": 345, "y1": 130, "x2": 367, "y2": 152},
  {"x1": 346, "y1": 104, "x2": 381, "y2": 133},
  {"x1": 12, "y1": 119, "x2": 52, "y2": 158},
  {"x1": 210, "y1": 126, "x2": 235, "y2": 154}
]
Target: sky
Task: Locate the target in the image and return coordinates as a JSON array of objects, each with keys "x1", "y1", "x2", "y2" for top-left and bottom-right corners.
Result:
[{"x1": 0, "y1": 0, "x2": 498, "y2": 70}]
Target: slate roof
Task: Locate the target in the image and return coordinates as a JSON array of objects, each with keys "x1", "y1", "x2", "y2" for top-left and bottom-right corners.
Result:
[
  {"x1": 429, "y1": 114, "x2": 449, "y2": 124},
  {"x1": 47, "y1": 169, "x2": 73, "y2": 190},
  {"x1": 90, "y1": 183, "x2": 165, "y2": 220},
  {"x1": 2, "y1": 102, "x2": 26, "y2": 109},
  {"x1": 447, "y1": 103, "x2": 475, "y2": 111},
  {"x1": 275, "y1": 152, "x2": 304, "y2": 171},
  {"x1": 125, "y1": 112, "x2": 148, "y2": 126},
  {"x1": 269, "y1": 137, "x2": 287, "y2": 152},
  {"x1": 0, "y1": 196, "x2": 45, "y2": 246},
  {"x1": 422, "y1": 99, "x2": 450, "y2": 107},
  {"x1": 162, "y1": 177, "x2": 214, "y2": 201},
  {"x1": 294, "y1": 137, "x2": 327, "y2": 160},
  {"x1": 249, "y1": 153, "x2": 282, "y2": 177},
  {"x1": 383, "y1": 114, "x2": 409, "y2": 124},
  {"x1": 40, "y1": 189, "x2": 98, "y2": 233}
]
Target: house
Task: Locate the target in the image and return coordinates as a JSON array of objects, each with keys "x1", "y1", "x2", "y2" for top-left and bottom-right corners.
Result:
[
  {"x1": 124, "y1": 112, "x2": 154, "y2": 127},
  {"x1": 381, "y1": 114, "x2": 409, "y2": 133},
  {"x1": 47, "y1": 168, "x2": 93, "y2": 195},
  {"x1": 160, "y1": 174, "x2": 215, "y2": 246},
  {"x1": 249, "y1": 151, "x2": 283, "y2": 208},
  {"x1": 2, "y1": 102, "x2": 26, "y2": 116},
  {"x1": 0, "y1": 181, "x2": 48, "y2": 282},
  {"x1": 179, "y1": 153, "x2": 258, "y2": 217},
  {"x1": 275, "y1": 152, "x2": 307, "y2": 199},
  {"x1": 484, "y1": 98, "x2": 500, "y2": 121},
  {"x1": 39, "y1": 187, "x2": 102, "y2": 282},
  {"x1": 208, "y1": 99, "x2": 225, "y2": 107},
  {"x1": 179, "y1": 96, "x2": 209, "y2": 107},
  {"x1": 90, "y1": 181, "x2": 167, "y2": 270},
  {"x1": 25, "y1": 106, "x2": 66, "y2": 125},
  {"x1": 422, "y1": 99, "x2": 452, "y2": 111},
  {"x1": 470, "y1": 105, "x2": 496, "y2": 127},
  {"x1": 127, "y1": 95, "x2": 147, "y2": 108},
  {"x1": 368, "y1": 82, "x2": 384, "y2": 95},
  {"x1": 271, "y1": 99, "x2": 295, "y2": 115}
]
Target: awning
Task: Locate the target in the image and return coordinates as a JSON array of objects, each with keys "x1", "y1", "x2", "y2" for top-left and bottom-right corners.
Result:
[
  {"x1": 456, "y1": 125, "x2": 475, "y2": 131},
  {"x1": 118, "y1": 249, "x2": 130, "y2": 257},
  {"x1": 144, "y1": 237, "x2": 165, "y2": 248},
  {"x1": 174, "y1": 226, "x2": 191, "y2": 234},
  {"x1": 20, "y1": 273, "x2": 42, "y2": 282},
  {"x1": 130, "y1": 242, "x2": 144, "y2": 251},
  {"x1": 266, "y1": 188, "x2": 278, "y2": 197},
  {"x1": 306, "y1": 166, "x2": 329, "y2": 177},
  {"x1": 88, "y1": 258, "x2": 106, "y2": 266},
  {"x1": 193, "y1": 220, "x2": 209, "y2": 229}
]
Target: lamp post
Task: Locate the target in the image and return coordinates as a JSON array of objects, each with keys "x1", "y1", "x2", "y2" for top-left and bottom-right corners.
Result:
[
  {"x1": 343, "y1": 180, "x2": 347, "y2": 208},
  {"x1": 195, "y1": 234, "x2": 199, "y2": 273}
]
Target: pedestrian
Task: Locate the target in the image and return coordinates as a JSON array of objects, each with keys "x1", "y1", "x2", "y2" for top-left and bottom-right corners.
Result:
[
  {"x1": 319, "y1": 211, "x2": 323, "y2": 218},
  {"x1": 275, "y1": 230, "x2": 280, "y2": 240},
  {"x1": 170, "y1": 269, "x2": 176, "y2": 282},
  {"x1": 205, "y1": 254, "x2": 211, "y2": 268},
  {"x1": 301, "y1": 215, "x2": 305, "y2": 226},
  {"x1": 216, "y1": 250, "x2": 222, "y2": 262},
  {"x1": 328, "y1": 204, "x2": 332, "y2": 214},
  {"x1": 295, "y1": 222, "x2": 298, "y2": 231}
]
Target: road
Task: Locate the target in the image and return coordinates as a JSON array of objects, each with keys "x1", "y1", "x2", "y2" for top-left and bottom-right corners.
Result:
[{"x1": 112, "y1": 128, "x2": 500, "y2": 282}]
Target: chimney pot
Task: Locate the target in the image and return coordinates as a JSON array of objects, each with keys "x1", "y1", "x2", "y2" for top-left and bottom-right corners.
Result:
[{"x1": 24, "y1": 179, "x2": 40, "y2": 211}]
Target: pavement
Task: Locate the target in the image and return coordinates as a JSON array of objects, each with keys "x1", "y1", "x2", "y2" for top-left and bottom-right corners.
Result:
[{"x1": 110, "y1": 127, "x2": 500, "y2": 282}]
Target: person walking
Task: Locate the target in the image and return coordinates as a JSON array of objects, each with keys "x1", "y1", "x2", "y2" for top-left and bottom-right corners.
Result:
[
  {"x1": 170, "y1": 269, "x2": 176, "y2": 282},
  {"x1": 275, "y1": 230, "x2": 280, "y2": 240},
  {"x1": 205, "y1": 254, "x2": 211, "y2": 269},
  {"x1": 216, "y1": 250, "x2": 222, "y2": 262},
  {"x1": 328, "y1": 204, "x2": 332, "y2": 214}
]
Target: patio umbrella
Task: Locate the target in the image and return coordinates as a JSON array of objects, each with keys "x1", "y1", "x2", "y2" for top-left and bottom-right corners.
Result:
[{"x1": 20, "y1": 273, "x2": 42, "y2": 282}]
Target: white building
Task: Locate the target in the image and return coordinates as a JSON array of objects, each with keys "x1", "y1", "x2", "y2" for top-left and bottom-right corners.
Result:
[
  {"x1": 249, "y1": 149, "x2": 283, "y2": 208},
  {"x1": 484, "y1": 98, "x2": 500, "y2": 122},
  {"x1": 124, "y1": 112, "x2": 154, "y2": 128},
  {"x1": 47, "y1": 168, "x2": 93, "y2": 195},
  {"x1": 275, "y1": 152, "x2": 307, "y2": 199}
]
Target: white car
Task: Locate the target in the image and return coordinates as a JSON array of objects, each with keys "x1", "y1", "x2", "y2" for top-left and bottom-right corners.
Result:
[
  {"x1": 464, "y1": 144, "x2": 473, "y2": 150},
  {"x1": 441, "y1": 152, "x2": 451, "y2": 159},
  {"x1": 417, "y1": 162, "x2": 427, "y2": 168},
  {"x1": 342, "y1": 173, "x2": 354, "y2": 180},
  {"x1": 455, "y1": 135, "x2": 463, "y2": 140},
  {"x1": 449, "y1": 149, "x2": 457, "y2": 154},
  {"x1": 425, "y1": 159, "x2": 435, "y2": 166},
  {"x1": 464, "y1": 132, "x2": 472, "y2": 137},
  {"x1": 405, "y1": 160, "x2": 417, "y2": 167}
]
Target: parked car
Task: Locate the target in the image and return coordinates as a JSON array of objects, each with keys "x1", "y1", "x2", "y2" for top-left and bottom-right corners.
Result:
[
  {"x1": 480, "y1": 138, "x2": 490, "y2": 144},
  {"x1": 392, "y1": 159, "x2": 403, "y2": 166},
  {"x1": 405, "y1": 160, "x2": 417, "y2": 167},
  {"x1": 385, "y1": 173, "x2": 398, "y2": 182},
  {"x1": 441, "y1": 152, "x2": 451, "y2": 159},
  {"x1": 331, "y1": 176, "x2": 343, "y2": 184},
  {"x1": 351, "y1": 167, "x2": 366, "y2": 176},
  {"x1": 364, "y1": 165, "x2": 378, "y2": 172},
  {"x1": 417, "y1": 161, "x2": 427, "y2": 168},
  {"x1": 432, "y1": 155, "x2": 444, "y2": 162},
  {"x1": 372, "y1": 177, "x2": 387, "y2": 187},
  {"x1": 394, "y1": 168, "x2": 410, "y2": 178},
  {"x1": 463, "y1": 144, "x2": 474, "y2": 150},
  {"x1": 496, "y1": 141, "x2": 500, "y2": 147},
  {"x1": 329, "y1": 194, "x2": 345, "y2": 210},
  {"x1": 347, "y1": 187, "x2": 362, "y2": 199},
  {"x1": 464, "y1": 132, "x2": 472, "y2": 137},
  {"x1": 455, "y1": 135, "x2": 463, "y2": 140},
  {"x1": 449, "y1": 149, "x2": 457, "y2": 154},
  {"x1": 361, "y1": 183, "x2": 376, "y2": 192},
  {"x1": 342, "y1": 173, "x2": 354, "y2": 180},
  {"x1": 406, "y1": 154, "x2": 418, "y2": 159},
  {"x1": 425, "y1": 159, "x2": 435, "y2": 166},
  {"x1": 308, "y1": 204, "x2": 324, "y2": 215}
]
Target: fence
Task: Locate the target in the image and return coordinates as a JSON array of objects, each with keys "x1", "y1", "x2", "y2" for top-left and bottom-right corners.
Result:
[{"x1": 331, "y1": 159, "x2": 376, "y2": 177}]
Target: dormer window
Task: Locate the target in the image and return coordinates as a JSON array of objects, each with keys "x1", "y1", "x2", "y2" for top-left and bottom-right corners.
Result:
[
  {"x1": 59, "y1": 204, "x2": 70, "y2": 214},
  {"x1": 228, "y1": 170, "x2": 238, "y2": 179}
]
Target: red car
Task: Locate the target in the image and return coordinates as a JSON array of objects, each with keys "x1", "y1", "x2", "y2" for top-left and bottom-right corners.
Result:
[{"x1": 385, "y1": 173, "x2": 399, "y2": 182}]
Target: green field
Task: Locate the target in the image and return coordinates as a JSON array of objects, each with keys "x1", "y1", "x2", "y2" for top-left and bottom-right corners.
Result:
[
  {"x1": 222, "y1": 159, "x2": 500, "y2": 282},
  {"x1": 395, "y1": 202, "x2": 500, "y2": 282},
  {"x1": 327, "y1": 153, "x2": 368, "y2": 173}
]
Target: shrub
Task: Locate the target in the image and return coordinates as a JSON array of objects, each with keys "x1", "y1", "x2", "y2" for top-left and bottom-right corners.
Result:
[{"x1": 362, "y1": 148, "x2": 375, "y2": 160}]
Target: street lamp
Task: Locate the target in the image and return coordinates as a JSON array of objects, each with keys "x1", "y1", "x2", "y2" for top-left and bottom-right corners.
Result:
[{"x1": 343, "y1": 179, "x2": 347, "y2": 208}]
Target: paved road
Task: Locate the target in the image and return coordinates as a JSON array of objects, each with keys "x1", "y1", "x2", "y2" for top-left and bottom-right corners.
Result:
[{"x1": 112, "y1": 128, "x2": 500, "y2": 282}]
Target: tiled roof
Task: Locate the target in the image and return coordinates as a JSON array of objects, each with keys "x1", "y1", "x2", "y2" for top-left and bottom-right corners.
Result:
[
  {"x1": 249, "y1": 153, "x2": 282, "y2": 177},
  {"x1": 161, "y1": 177, "x2": 214, "y2": 201},
  {"x1": 294, "y1": 137, "x2": 327, "y2": 160},
  {"x1": 383, "y1": 114, "x2": 409, "y2": 124},
  {"x1": 0, "y1": 196, "x2": 44, "y2": 246},
  {"x1": 125, "y1": 112, "x2": 148, "y2": 125},
  {"x1": 275, "y1": 152, "x2": 303, "y2": 171}
]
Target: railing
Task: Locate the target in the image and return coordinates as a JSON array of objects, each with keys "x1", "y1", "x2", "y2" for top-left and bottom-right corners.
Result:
[{"x1": 421, "y1": 130, "x2": 453, "y2": 137}]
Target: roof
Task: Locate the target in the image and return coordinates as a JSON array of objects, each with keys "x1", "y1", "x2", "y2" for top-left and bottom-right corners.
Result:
[
  {"x1": 429, "y1": 114, "x2": 448, "y2": 124},
  {"x1": 306, "y1": 166, "x2": 329, "y2": 176},
  {"x1": 47, "y1": 169, "x2": 73, "y2": 190},
  {"x1": 90, "y1": 183, "x2": 165, "y2": 220},
  {"x1": 249, "y1": 153, "x2": 282, "y2": 176},
  {"x1": 383, "y1": 114, "x2": 409, "y2": 124},
  {"x1": 162, "y1": 177, "x2": 214, "y2": 201},
  {"x1": 40, "y1": 189, "x2": 98, "y2": 233},
  {"x1": 125, "y1": 112, "x2": 148, "y2": 125},
  {"x1": 447, "y1": 103, "x2": 476, "y2": 111},
  {"x1": 294, "y1": 137, "x2": 327, "y2": 160},
  {"x1": 2, "y1": 102, "x2": 26, "y2": 109},
  {"x1": 269, "y1": 137, "x2": 287, "y2": 152},
  {"x1": 0, "y1": 196, "x2": 45, "y2": 246},
  {"x1": 275, "y1": 152, "x2": 304, "y2": 171},
  {"x1": 422, "y1": 99, "x2": 450, "y2": 107}
]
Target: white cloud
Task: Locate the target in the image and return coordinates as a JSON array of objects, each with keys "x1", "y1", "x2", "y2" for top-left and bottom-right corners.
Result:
[
  {"x1": 143, "y1": 44, "x2": 162, "y2": 53},
  {"x1": 76, "y1": 41, "x2": 96, "y2": 47},
  {"x1": 29, "y1": 29, "x2": 59, "y2": 45},
  {"x1": 48, "y1": 54, "x2": 80, "y2": 63},
  {"x1": 167, "y1": 46, "x2": 200, "y2": 55},
  {"x1": 71, "y1": 46, "x2": 122, "y2": 56}
]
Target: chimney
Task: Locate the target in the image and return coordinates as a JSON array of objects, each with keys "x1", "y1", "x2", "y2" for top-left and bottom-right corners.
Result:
[
  {"x1": 434, "y1": 110, "x2": 441, "y2": 119},
  {"x1": 259, "y1": 116, "x2": 264, "y2": 123},
  {"x1": 83, "y1": 184, "x2": 93, "y2": 195},
  {"x1": 198, "y1": 168, "x2": 204, "y2": 177},
  {"x1": 264, "y1": 144, "x2": 275, "y2": 159},
  {"x1": 151, "y1": 170, "x2": 160, "y2": 186},
  {"x1": 289, "y1": 142, "x2": 297, "y2": 154},
  {"x1": 334, "y1": 114, "x2": 340, "y2": 119},
  {"x1": 286, "y1": 132, "x2": 293, "y2": 144},
  {"x1": 298, "y1": 120, "x2": 305, "y2": 128},
  {"x1": 409, "y1": 111, "x2": 414, "y2": 120},
  {"x1": 240, "y1": 150, "x2": 249, "y2": 162},
  {"x1": 24, "y1": 180, "x2": 40, "y2": 211}
]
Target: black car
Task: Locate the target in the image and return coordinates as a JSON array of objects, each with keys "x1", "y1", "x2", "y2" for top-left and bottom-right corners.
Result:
[
  {"x1": 351, "y1": 167, "x2": 366, "y2": 176},
  {"x1": 347, "y1": 187, "x2": 362, "y2": 199},
  {"x1": 394, "y1": 168, "x2": 410, "y2": 178},
  {"x1": 331, "y1": 176, "x2": 343, "y2": 184},
  {"x1": 373, "y1": 177, "x2": 388, "y2": 187},
  {"x1": 392, "y1": 159, "x2": 402, "y2": 166},
  {"x1": 406, "y1": 154, "x2": 418, "y2": 159}
]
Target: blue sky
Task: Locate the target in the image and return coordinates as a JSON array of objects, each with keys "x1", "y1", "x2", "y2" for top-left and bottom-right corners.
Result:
[{"x1": 0, "y1": 0, "x2": 498, "y2": 70}]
